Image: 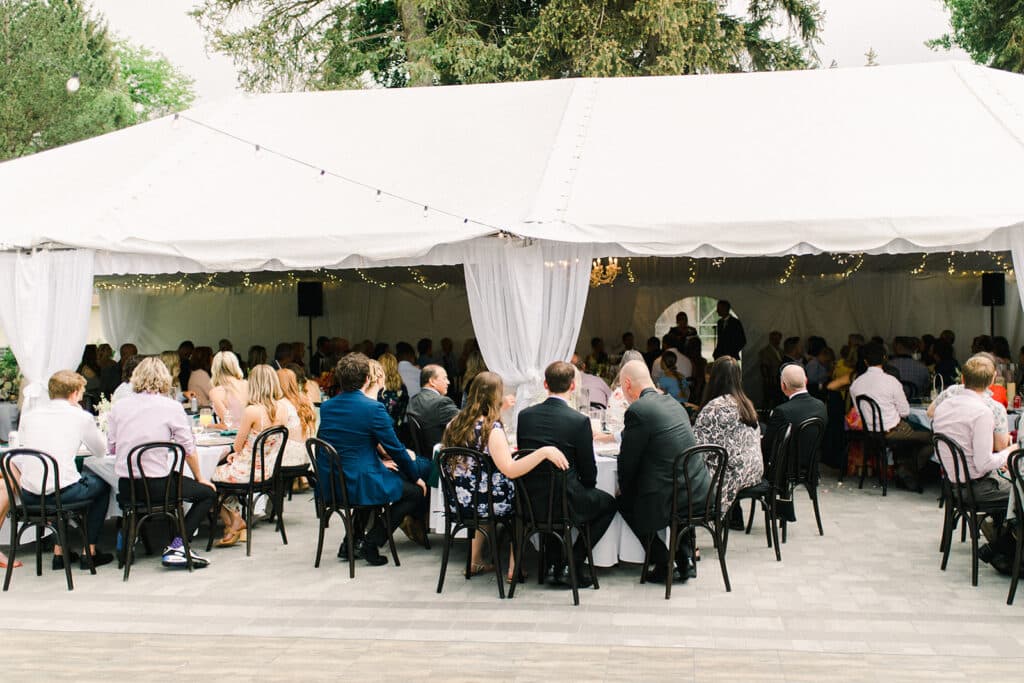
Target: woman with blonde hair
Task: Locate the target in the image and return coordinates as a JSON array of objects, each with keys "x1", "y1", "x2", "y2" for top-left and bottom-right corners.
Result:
[
  {"x1": 442, "y1": 371, "x2": 568, "y2": 576},
  {"x1": 210, "y1": 351, "x2": 249, "y2": 429},
  {"x1": 377, "y1": 352, "x2": 408, "y2": 427},
  {"x1": 211, "y1": 364, "x2": 298, "y2": 546},
  {"x1": 159, "y1": 350, "x2": 186, "y2": 402}
]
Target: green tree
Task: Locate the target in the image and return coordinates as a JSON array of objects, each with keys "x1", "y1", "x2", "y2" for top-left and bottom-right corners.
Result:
[
  {"x1": 930, "y1": 0, "x2": 1024, "y2": 72},
  {"x1": 0, "y1": 0, "x2": 196, "y2": 162},
  {"x1": 192, "y1": 0, "x2": 823, "y2": 92}
]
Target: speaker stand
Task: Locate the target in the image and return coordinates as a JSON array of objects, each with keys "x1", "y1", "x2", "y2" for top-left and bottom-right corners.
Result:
[
  {"x1": 990, "y1": 305, "x2": 995, "y2": 338},
  {"x1": 307, "y1": 316, "x2": 313, "y2": 370}
]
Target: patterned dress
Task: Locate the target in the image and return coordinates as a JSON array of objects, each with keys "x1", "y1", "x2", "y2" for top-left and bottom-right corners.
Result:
[
  {"x1": 693, "y1": 395, "x2": 764, "y2": 511},
  {"x1": 450, "y1": 419, "x2": 514, "y2": 518},
  {"x1": 378, "y1": 385, "x2": 409, "y2": 428}
]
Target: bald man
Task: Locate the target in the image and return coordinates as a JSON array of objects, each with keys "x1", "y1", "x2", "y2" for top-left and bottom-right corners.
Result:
[
  {"x1": 763, "y1": 365, "x2": 828, "y2": 521},
  {"x1": 617, "y1": 360, "x2": 708, "y2": 583}
]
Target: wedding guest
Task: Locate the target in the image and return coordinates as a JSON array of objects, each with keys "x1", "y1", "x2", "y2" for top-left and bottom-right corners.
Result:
[
  {"x1": 651, "y1": 334, "x2": 691, "y2": 382},
  {"x1": 461, "y1": 350, "x2": 487, "y2": 397},
  {"x1": 247, "y1": 345, "x2": 268, "y2": 375},
  {"x1": 993, "y1": 336, "x2": 1013, "y2": 366},
  {"x1": 396, "y1": 342, "x2": 421, "y2": 397},
  {"x1": 101, "y1": 343, "x2": 136, "y2": 399},
  {"x1": 291, "y1": 341, "x2": 307, "y2": 368},
  {"x1": 642, "y1": 336, "x2": 661, "y2": 371},
  {"x1": 377, "y1": 353, "x2": 409, "y2": 427},
  {"x1": 218, "y1": 338, "x2": 234, "y2": 353},
  {"x1": 620, "y1": 332, "x2": 636, "y2": 354},
  {"x1": 358, "y1": 339, "x2": 374, "y2": 357},
  {"x1": 158, "y1": 350, "x2": 186, "y2": 402},
  {"x1": 681, "y1": 337, "x2": 708, "y2": 404},
  {"x1": 317, "y1": 354, "x2": 427, "y2": 566},
  {"x1": 286, "y1": 362, "x2": 322, "y2": 407},
  {"x1": 211, "y1": 365, "x2": 300, "y2": 547},
  {"x1": 111, "y1": 354, "x2": 145, "y2": 404},
  {"x1": 276, "y1": 367, "x2": 317, "y2": 467},
  {"x1": 887, "y1": 337, "x2": 930, "y2": 397},
  {"x1": 657, "y1": 352, "x2": 689, "y2": 403},
  {"x1": 927, "y1": 353, "x2": 1011, "y2": 452},
  {"x1": 272, "y1": 342, "x2": 293, "y2": 370},
  {"x1": 311, "y1": 336, "x2": 331, "y2": 377},
  {"x1": 617, "y1": 360, "x2": 708, "y2": 583},
  {"x1": 177, "y1": 340, "x2": 194, "y2": 390},
  {"x1": 438, "y1": 338, "x2": 459, "y2": 395},
  {"x1": 18, "y1": 370, "x2": 113, "y2": 569},
  {"x1": 97, "y1": 343, "x2": 114, "y2": 372},
  {"x1": 187, "y1": 346, "x2": 214, "y2": 408},
  {"x1": 518, "y1": 361, "x2": 617, "y2": 588},
  {"x1": 693, "y1": 357, "x2": 763, "y2": 527},
  {"x1": 416, "y1": 338, "x2": 435, "y2": 368},
  {"x1": 585, "y1": 337, "x2": 609, "y2": 369},
  {"x1": 407, "y1": 364, "x2": 459, "y2": 451},
  {"x1": 77, "y1": 344, "x2": 102, "y2": 409},
  {"x1": 210, "y1": 351, "x2": 248, "y2": 429},
  {"x1": 575, "y1": 355, "x2": 612, "y2": 408},
  {"x1": 372, "y1": 342, "x2": 390, "y2": 360},
  {"x1": 668, "y1": 311, "x2": 698, "y2": 340},
  {"x1": 107, "y1": 358, "x2": 214, "y2": 568},
  {"x1": 442, "y1": 371, "x2": 568, "y2": 576},
  {"x1": 605, "y1": 350, "x2": 644, "y2": 433},
  {"x1": 759, "y1": 331, "x2": 784, "y2": 385},
  {"x1": 932, "y1": 339, "x2": 960, "y2": 390}
]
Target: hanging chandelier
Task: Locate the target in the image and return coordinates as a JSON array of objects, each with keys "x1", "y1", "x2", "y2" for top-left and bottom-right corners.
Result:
[{"x1": 590, "y1": 257, "x2": 621, "y2": 287}]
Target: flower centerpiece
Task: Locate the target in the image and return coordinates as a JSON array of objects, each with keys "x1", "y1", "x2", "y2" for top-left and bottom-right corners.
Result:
[
  {"x1": 0, "y1": 348, "x2": 21, "y2": 403},
  {"x1": 96, "y1": 395, "x2": 112, "y2": 434}
]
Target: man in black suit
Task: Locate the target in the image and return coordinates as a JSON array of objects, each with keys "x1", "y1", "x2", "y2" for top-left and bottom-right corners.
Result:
[
  {"x1": 406, "y1": 364, "x2": 459, "y2": 453},
  {"x1": 517, "y1": 361, "x2": 617, "y2": 588},
  {"x1": 712, "y1": 300, "x2": 747, "y2": 360},
  {"x1": 101, "y1": 343, "x2": 136, "y2": 399},
  {"x1": 617, "y1": 360, "x2": 709, "y2": 583},
  {"x1": 762, "y1": 364, "x2": 828, "y2": 522}
]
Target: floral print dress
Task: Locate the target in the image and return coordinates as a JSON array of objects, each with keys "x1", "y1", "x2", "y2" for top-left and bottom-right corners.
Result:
[
  {"x1": 451, "y1": 419, "x2": 514, "y2": 518},
  {"x1": 693, "y1": 395, "x2": 764, "y2": 512}
]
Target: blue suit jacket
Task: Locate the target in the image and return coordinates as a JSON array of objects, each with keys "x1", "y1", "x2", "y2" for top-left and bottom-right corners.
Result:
[{"x1": 316, "y1": 391, "x2": 418, "y2": 505}]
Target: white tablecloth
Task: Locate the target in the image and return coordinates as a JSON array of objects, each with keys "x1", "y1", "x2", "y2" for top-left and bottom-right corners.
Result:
[{"x1": 82, "y1": 444, "x2": 230, "y2": 519}]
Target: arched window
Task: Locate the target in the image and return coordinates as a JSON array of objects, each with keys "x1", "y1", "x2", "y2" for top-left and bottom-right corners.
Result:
[{"x1": 654, "y1": 296, "x2": 736, "y2": 359}]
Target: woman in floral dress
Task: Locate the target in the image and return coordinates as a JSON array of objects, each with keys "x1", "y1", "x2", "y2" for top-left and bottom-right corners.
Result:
[
  {"x1": 442, "y1": 371, "x2": 568, "y2": 576},
  {"x1": 693, "y1": 356, "x2": 764, "y2": 517}
]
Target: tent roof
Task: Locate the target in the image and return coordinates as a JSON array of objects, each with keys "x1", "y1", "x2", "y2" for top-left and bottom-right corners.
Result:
[{"x1": 2, "y1": 61, "x2": 1024, "y2": 274}]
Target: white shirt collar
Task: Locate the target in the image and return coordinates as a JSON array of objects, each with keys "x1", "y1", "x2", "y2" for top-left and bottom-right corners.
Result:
[{"x1": 788, "y1": 389, "x2": 809, "y2": 399}]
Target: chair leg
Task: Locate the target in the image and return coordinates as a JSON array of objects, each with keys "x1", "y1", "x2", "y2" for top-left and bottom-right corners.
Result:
[
  {"x1": 781, "y1": 518, "x2": 787, "y2": 544},
  {"x1": 768, "y1": 498, "x2": 782, "y2": 562},
  {"x1": 969, "y1": 516, "x2": 980, "y2": 587},
  {"x1": 78, "y1": 514, "x2": 96, "y2": 575},
  {"x1": 564, "y1": 529, "x2": 579, "y2": 606},
  {"x1": 508, "y1": 522, "x2": 524, "y2": 598},
  {"x1": 3, "y1": 522, "x2": 19, "y2": 591},
  {"x1": 245, "y1": 494, "x2": 255, "y2": 557},
  {"x1": 34, "y1": 524, "x2": 42, "y2": 577},
  {"x1": 745, "y1": 500, "x2": 755, "y2": 534},
  {"x1": 1008, "y1": 524, "x2": 1023, "y2": 605},
  {"x1": 584, "y1": 524, "x2": 599, "y2": 590},
  {"x1": 56, "y1": 518, "x2": 74, "y2": 591},
  {"x1": 489, "y1": 524, "x2": 505, "y2": 600},
  {"x1": 342, "y1": 512, "x2": 357, "y2": 579},
  {"x1": 762, "y1": 500, "x2": 773, "y2": 548},
  {"x1": 123, "y1": 513, "x2": 138, "y2": 582},
  {"x1": 714, "y1": 527, "x2": 731, "y2": 592},
  {"x1": 437, "y1": 521, "x2": 453, "y2": 594},
  {"x1": 809, "y1": 487, "x2": 824, "y2": 536},
  {"x1": 206, "y1": 497, "x2": 220, "y2": 552},
  {"x1": 665, "y1": 523, "x2": 677, "y2": 600},
  {"x1": 276, "y1": 490, "x2": 288, "y2": 546},
  {"x1": 176, "y1": 509, "x2": 194, "y2": 573},
  {"x1": 314, "y1": 508, "x2": 328, "y2": 569},
  {"x1": 640, "y1": 535, "x2": 653, "y2": 584},
  {"x1": 536, "y1": 532, "x2": 546, "y2": 585},
  {"x1": 383, "y1": 507, "x2": 400, "y2": 566}
]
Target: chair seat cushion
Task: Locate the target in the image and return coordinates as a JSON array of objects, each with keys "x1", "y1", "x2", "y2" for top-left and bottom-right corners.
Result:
[{"x1": 736, "y1": 480, "x2": 771, "y2": 498}]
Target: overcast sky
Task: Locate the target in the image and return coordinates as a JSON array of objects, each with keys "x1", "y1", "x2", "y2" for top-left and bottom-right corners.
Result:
[{"x1": 90, "y1": 0, "x2": 970, "y2": 103}]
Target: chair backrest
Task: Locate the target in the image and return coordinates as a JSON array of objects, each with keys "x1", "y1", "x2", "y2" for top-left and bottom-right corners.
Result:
[
  {"x1": 932, "y1": 432, "x2": 981, "y2": 511},
  {"x1": 124, "y1": 441, "x2": 187, "y2": 513},
  {"x1": 0, "y1": 449, "x2": 64, "y2": 515},
  {"x1": 304, "y1": 437, "x2": 351, "y2": 511},
  {"x1": 854, "y1": 395, "x2": 886, "y2": 436},
  {"x1": 406, "y1": 415, "x2": 430, "y2": 459},
  {"x1": 672, "y1": 444, "x2": 729, "y2": 523},
  {"x1": 249, "y1": 425, "x2": 289, "y2": 488},
  {"x1": 1008, "y1": 449, "x2": 1024, "y2": 526},
  {"x1": 764, "y1": 423, "x2": 793, "y2": 487},
  {"x1": 437, "y1": 446, "x2": 500, "y2": 529},
  {"x1": 790, "y1": 416, "x2": 826, "y2": 483},
  {"x1": 512, "y1": 449, "x2": 571, "y2": 530}
]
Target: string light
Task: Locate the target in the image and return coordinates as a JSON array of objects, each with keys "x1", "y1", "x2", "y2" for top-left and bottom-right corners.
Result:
[
  {"x1": 687, "y1": 258, "x2": 696, "y2": 284},
  {"x1": 96, "y1": 268, "x2": 447, "y2": 293},
  {"x1": 778, "y1": 255, "x2": 798, "y2": 284},
  {"x1": 625, "y1": 258, "x2": 637, "y2": 284},
  {"x1": 910, "y1": 253, "x2": 928, "y2": 275}
]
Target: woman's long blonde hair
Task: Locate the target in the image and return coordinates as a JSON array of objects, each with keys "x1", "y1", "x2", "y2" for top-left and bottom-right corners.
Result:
[
  {"x1": 378, "y1": 352, "x2": 403, "y2": 392},
  {"x1": 443, "y1": 371, "x2": 503, "y2": 450},
  {"x1": 247, "y1": 364, "x2": 282, "y2": 423},
  {"x1": 212, "y1": 350, "x2": 244, "y2": 386},
  {"x1": 159, "y1": 351, "x2": 181, "y2": 391},
  {"x1": 276, "y1": 368, "x2": 315, "y2": 437}
]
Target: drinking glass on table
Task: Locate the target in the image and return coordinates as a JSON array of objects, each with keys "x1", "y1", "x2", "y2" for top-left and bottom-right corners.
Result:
[{"x1": 198, "y1": 408, "x2": 214, "y2": 432}]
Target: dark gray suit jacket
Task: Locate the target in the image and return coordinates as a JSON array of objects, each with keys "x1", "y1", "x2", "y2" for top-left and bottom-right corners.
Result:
[
  {"x1": 618, "y1": 387, "x2": 708, "y2": 534},
  {"x1": 406, "y1": 388, "x2": 459, "y2": 451}
]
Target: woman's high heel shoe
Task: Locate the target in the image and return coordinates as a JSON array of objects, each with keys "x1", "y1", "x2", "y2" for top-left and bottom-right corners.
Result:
[{"x1": 216, "y1": 529, "x2": 243, "y2": 547}]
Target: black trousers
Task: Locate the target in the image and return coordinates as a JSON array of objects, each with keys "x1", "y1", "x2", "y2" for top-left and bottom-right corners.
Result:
[
  {"x1": 118, "y1": 477, "x2": 217, "y2": 543},
  {"x1": 366, "y1": 481, "x2": 424, "y2": 548},
  {"x1": 571, "y1": 487, "x2": 617, "y2": 554}
]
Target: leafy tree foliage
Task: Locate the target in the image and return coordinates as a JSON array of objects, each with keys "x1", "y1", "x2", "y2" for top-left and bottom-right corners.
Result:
[
  {"x1": 930, "y1": 0, "x2": 1024, "y2": 72},
  {"x1": 192, "y1": 0, "x2": 823, "y2": 92}
]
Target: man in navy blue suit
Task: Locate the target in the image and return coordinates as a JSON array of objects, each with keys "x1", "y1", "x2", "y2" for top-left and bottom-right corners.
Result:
[{"x1": 317, "y1": 353, "x2": 426, "y2": 566}]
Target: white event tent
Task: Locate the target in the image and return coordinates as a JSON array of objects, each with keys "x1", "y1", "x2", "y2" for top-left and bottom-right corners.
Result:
[{"x1": 3, "y1": 61, "x2": 1024, "y2": 410}]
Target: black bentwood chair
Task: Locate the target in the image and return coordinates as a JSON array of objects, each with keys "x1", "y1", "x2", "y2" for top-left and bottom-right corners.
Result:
[
  {"x1": 509, "y1": 452, "x2": 599, "y2": 607},
  {"x1": 436, "y1": 447, "x2": 510, "y2": 598},
  {"x1": 934, "y1": 433, "x2": 1010, "y2": 587},
  {"x1": 404, "y1": 415, "x2": 432, "y2": 550},
  {"x1": 1007, "y1": 450, "x2": 1024, "y2": 606},
  {"x1": 305, "y1": 438, "x2": 400, "y2": 578},
  {"x1": 736, "y1": 425, "x2": 790, "y2": 562},
  {"x1": 1, "y1": 450, "x2": 97, "y2": 591},
  {"x1": 642, "y1": 444, "x2": 732, "y2": 599},
  {"x1": 120, "y1": 442, "x2": 194, "y2": 581},
  {"x1": 780, "y1": 416, "x2": 827, "y2": 540},
  {"x1": 854, "y1": 395, "x2": 903, "y2": 496},
  {"x1": 208, "y1": 425, "x2": 289, "y2": 556}
]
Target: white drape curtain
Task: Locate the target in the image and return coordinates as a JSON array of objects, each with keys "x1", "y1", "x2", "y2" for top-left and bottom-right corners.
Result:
[
  {"x1": 1009, "y1": 227, "x2": 1024, "y2": 322},
  {"x1": 0, "y1": 249, "x2": 95, "y2": 413},
  {"x1": 463, "y1": 240, "x2": 594, "y2": 419},
  {"x1": 99, "y1": 290, "x2": 151, "y2": 351}
]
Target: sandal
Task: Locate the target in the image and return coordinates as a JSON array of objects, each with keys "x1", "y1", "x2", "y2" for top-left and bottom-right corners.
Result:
[
  {"x1": 506, "y1": 570, "x2": 528, "y2": 584},
  {"x1": 465, "y1": 562, "x2": 495, "y2": 577}
]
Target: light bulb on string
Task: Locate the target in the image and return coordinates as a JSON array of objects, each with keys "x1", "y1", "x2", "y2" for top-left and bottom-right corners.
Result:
[
  {"x1": 66, "y1": 73, "x2": 80, "y2": 93},
  {"x1": 423, "y1": 205, "x2": 429, "y2": 219},
  {"x1": 172, "y1": 113, "x2": 180, "y2": 129},
  {"x1": 317, "y1": 169, "x2": 326, "y2": 183},
  {"x1": 375, "y1": 189, "x2": 382, "y2": 203},
  {"x1": 254, "y1": 144, "x2": 262, "y2": 158}
]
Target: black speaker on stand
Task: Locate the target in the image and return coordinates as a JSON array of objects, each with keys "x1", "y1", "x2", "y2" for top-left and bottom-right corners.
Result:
[
  {"x1": 982, "y1": 272, "x2": 1005, "y2": 338},
  {"x1": 298, "y1": 282, "x2": 324, "y2": 366}
]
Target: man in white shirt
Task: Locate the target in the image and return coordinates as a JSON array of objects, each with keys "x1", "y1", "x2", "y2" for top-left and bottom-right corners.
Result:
[
  {"x1": 849, "y1": 342, "x2": 932, "y2": 490},
  {"x1": 650, "y1": 334, "x2": 693, "y2": 382},
  {"x1": 395, "y1": 342, "x2": 422, "y2": 398},
  {"x1": 17, "y1": 370, "x2": 114, "y2": 570}
]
